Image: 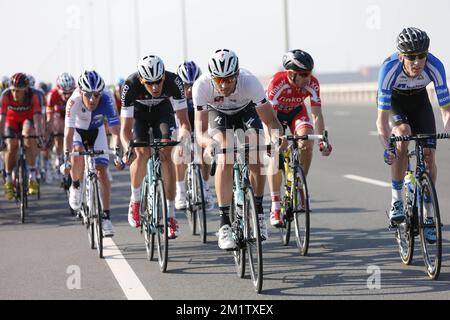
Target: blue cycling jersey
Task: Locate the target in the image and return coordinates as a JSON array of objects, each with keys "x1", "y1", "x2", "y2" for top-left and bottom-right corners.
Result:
[
  {"x1": 377, "y1": 52, "x2": 450, "y2": 111},
  {"x1": 66, "y1": 90, "x2": 119, "y2": 130}
]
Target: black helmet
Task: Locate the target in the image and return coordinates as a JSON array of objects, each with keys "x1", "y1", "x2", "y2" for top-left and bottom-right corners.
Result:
[
  {"x1": 283, "y1": 49, "x2": 314, "y2": 72},
  {"x1": 397, "y1": 27, "x2": 430, "y2": 54}
]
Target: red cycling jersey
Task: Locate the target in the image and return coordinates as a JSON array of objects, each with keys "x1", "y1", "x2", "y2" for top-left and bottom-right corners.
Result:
[
  {"x1": 0, "y1": 89, "x2": 42, "y2": 131},
  {"x1": 46, "y1": 88, "x2": 69, "y2": 117},
  {"x1": 267, "y1": 71, "x2": 321, "y2": 133}
]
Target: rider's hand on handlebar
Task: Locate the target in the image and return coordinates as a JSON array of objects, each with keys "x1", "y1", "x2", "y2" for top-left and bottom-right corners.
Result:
[
  {"x1": 60, "y1": 151, "x2": 72, "y2": 176},
  {"x1": 320, "y1": 141, "x2": 332, "y2": 156},
  {"x1": 114, "y1": 145, "x2": 126, "y2": 170},
  {"x1": 123, "y1": 143, "x2": 136, "y2": 166},
  {"x1": 384, "y1": 148, "x2": 396, "y2": 166}
]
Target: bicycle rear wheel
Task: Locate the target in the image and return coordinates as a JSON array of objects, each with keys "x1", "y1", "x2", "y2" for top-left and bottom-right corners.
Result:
[
  {"x1": 155, "y1": 179, "x2": 168, "y2": 272},
  {"x1": 397, "y1": 184, "x2": 414, "y2": 265},
  {"x1": 193, "y1": 166, "x2": 207, "y2": 244},
  {"x1": 244, "y1": 186, "x2": 263, "y2": 294},
  {"x1": 292, "y1": 166, "x2": 310, "y2": 256},
  {"x1": 418, "y1": 173, "x2": 441, "y2": 280},
  {"x1": 230, "y1": 196, "x2": 245, "y2": 278},
  {"x1": 279, "y1": 171, "x2": 292, "y2": 246},
  {"x1": 92, "y1": 179, "x2": 103, "y2": 259}
]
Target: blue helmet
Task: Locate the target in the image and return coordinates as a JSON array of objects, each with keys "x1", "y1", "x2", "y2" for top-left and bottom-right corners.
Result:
[
  {"x1": 78, "y1": 70, "x2": 105, "y2": 92},
  {"x1": 177, "y1": 61, "x2": 202, "y2": 85}
]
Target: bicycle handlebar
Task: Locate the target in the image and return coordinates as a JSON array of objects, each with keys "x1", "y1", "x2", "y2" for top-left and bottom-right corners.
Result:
[
  {"x1": 389, "y1": 133, "x2": 450, "y2": 144},
  {"x1": 68, "y1": 149, "x2": 116, "y2": 157}
]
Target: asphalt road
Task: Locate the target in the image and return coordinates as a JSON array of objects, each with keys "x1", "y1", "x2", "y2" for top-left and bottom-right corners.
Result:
[{"x1": 1, "y1": 103, "x2": 449, "y2": 300}]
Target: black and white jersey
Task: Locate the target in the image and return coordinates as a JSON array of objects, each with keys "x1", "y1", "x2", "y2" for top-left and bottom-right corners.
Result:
[{"x1": 120, "y1": 71, "x2": 187, "y2": 118}]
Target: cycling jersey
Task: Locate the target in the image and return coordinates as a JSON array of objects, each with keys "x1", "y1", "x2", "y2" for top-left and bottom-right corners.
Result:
[
  {"x1": 65, "y1": 89, "x2": 119, "y2": 130},
  {"x1": 193, "y1": 68, "x2": 267, "y2": 115},
  {"x1": 267, "y1": 71, "x2": 321, "y2": 113},
  {"x1": 0, "y1": 88, "x2": 42, "y2": 131},
  {"x1": 120, "y1": 71, "x2": 187, "y2": 119},
  {"x1": 378, "y1": 52, "x2": 450, "y2": 111},
  {"x1": 47, "y1": 88, "x2": 69, "y2": 117}
]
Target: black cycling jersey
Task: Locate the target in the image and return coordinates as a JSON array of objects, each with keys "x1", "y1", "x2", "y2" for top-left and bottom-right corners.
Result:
[{"x1": 120, "y1": 71, "x2": 187, "y2": 142}]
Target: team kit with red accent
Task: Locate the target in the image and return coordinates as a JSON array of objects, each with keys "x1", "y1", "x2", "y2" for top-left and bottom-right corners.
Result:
[{"x1": 1, "y1": 26, "x2": 450, "y2": 288}]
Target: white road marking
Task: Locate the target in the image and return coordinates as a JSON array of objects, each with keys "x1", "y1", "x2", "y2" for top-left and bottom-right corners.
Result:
[
  {"x1": 344, "y1": 174, "x2": 390, "y2": 188},
  {"x1": 368, "y1": 131, "x2": 378, "y2": 136},
  {"x1": 103, "y1": 238, "x2": 152, "y2": 300}
]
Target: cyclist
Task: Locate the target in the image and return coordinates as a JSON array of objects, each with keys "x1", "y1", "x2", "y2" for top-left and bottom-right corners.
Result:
[
  {"x1": 266, "y1": 49, "x2": 332, "y2": 227},
  {"x1": 121, "y1": 55, "x2": 191, "y2": 239},
  {"x1": 193, "y1": 49, "x2": 285, "y2": 249},
  {"x1": 113, "y1": 78, "x2": 125, "y2": 116},
  {"x1": 0, "y1": 73, "x2": 43, "y2": 199},
  {"x1": 47, "y1": 73, "x2": 77, "y2": 179},
  {"x1": 62, "y1": 70, "x2": 122, "y2": 237},
  {"x1": 174, "y1": 61, "x2": 214, "y2": 211},
  {"x1": 0, "y1": 76, "x2": 10, "y2": 94},
  {"x1": 376, "y1": 27, "x2": 450, "y2": 241}
]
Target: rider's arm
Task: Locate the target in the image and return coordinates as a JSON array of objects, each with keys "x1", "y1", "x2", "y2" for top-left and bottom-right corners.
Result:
[
  {"x1": 310, "y1": 106, "x2": 325, "y2": 135},
  {"x1": 441, "y1": 106, "x2": 450, "y2": 133},
  {"x1": 109, "y1": 124, "x2": 121, "y2": 149},
  {"x1": 194, "y1": 109, "x2": 214, "y2": 149},
  {"x1": 64, "y1": 127, "x2": 75, "y2": 153},
  {"x1": 32, "y1": 94, "x2": 43, "y2": 136},
  {"x1": 0, "y1": 96, "x2": 6, "y2": 138},
  {"x1": 376, "y1": 109, "x2": 391, "y2": 149},
  {"x1": 175, "y1": 108, "x2": 192, "y2": 140},
  {"x1": 256, "y1": 101, "x2": 284, "y2": 135}
]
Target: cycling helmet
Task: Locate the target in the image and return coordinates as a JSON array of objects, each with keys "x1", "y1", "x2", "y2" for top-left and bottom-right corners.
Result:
[
  {"x1": 208, "y1": 49, "x2": 239, "y2": 78},
  {"x1": 397, "y1": 27, "x2": 430, "y2": 54},
  {"x1": 283, "y1": 49, "x2": 314, "y2": 72},
  {"x1": 137, "y1": 55, "x2": 165, "y2": 82},
  {"x1": 56, "y1": 73, "x2": 76, "y2": 92},
  {"x1": 38, "y1": 82, "x2": 50, "y2": 94},
  {"x1": 1, "y1": 76, "x2": 10, "y2": 88},
  {"x1": 10, "y1": 73, "x2": 30, "y2": 88},
  {"x1": 177, "y1": 61, "x2": 202, "y2": 85},
  {"x1": 117, "y1": 78, "x2": 125, "y2": 87},
  {"x1": 78, "y1": 70, "x2": 105, "y2": 92}
]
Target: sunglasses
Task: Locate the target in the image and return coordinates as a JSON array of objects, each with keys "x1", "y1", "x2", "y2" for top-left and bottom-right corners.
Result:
[
  {"x1": 82, "y1": 91, "x2": 102, "y2": 99},
  {"x1": 142, "y1": 78, "x2": 164, "y2": 86},
  {"x1": 212, "y1": 75, "x2": 237, "y2": 86},
  {"x1": 403, "y1": 52, "x2": 428, "y2": 61},
  {"x1": 11, "y1": 87, "x2": 27, "y2": 93}
]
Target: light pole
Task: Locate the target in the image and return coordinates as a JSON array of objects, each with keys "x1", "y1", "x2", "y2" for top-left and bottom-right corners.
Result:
[
  {"x1": 107, "y1": 0, "x2": 115, "y2": 83},
  {"x1": 181, "y1": 0, "x2": 188, "y2": 60},
  {"x1": 134, "y1": 0, "x2": 141, "y2": 60},
  {"x1": 283, "y1": 0, "x2": 290, "y2": 52}
]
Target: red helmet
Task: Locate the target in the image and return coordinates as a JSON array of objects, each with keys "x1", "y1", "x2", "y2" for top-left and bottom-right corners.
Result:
[{"x1": 10, "y1": 73, "x2": 30, "y2": 89}]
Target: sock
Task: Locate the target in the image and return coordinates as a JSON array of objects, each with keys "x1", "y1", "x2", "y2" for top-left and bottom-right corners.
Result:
[
  {"x1": 271, "y1": 192, "x2": 281, "y2": 212},
  {"x1": 203, "y1": 179, "x2": 210, "y2": 190},
  {"x1": 72, "y1": 180, "x2": 81, "y2": 189},
  {"x1": 219, "y1": 205, "x2": 231, "y2": 227},
  {"x1": 5, "y1": 172, "x2": 12, "y2": 183},
  {"x1": 131, "y1": 186, "x2": 141, "y2": 202},
  {"x1": 176, "y1": 181, "x2": 185, "y2": 195},
  {"x1": 29, "y1": 167, "x2": 37, "y2": 180},
  {"x1": 391, "y1": 180, "x2": 403, "y2": 205},
  {"x1": 167, "y1": 200, "x2": 175, "y2": 218},
  {"x1": 103, "y1": 210, "x2": 110, "y2": 220}
]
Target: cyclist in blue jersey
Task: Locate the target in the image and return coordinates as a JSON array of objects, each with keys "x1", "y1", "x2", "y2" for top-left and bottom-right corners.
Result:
[
  {"x1": 376, "y1": 28, "x2": 450, "y2": 235},
  {"x1": 63, "y1": 70, "x2": 123, "y2": 237}
]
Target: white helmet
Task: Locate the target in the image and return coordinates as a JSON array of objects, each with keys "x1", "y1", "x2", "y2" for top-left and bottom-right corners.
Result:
[
  {"x1": 78, "y1": 70, "x2": 105, "y2": 92},
  {"x1": 138, "y1": 55, "x2": 165, "y2": 82},
  {"x1": 208, "y1": 49, "x2": 239, "y2": 78},
  {"x1": 56, "y1": 73, "x2": 76, "y2": 92}
]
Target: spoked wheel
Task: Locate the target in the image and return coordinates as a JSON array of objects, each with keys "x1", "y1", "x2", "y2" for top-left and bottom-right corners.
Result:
[
  {"x1": 185, "y1": 166, "x2": 197, "y2": 235},
  {"x1": 244, "y1": 186, "x2": 263, "y2": 294},
  {"x1": 279, "y1": 171, "x2": 292, "y2": 246},
  {"x1": 142, "y1": 181, "x2": 153, "y2": 261},
  {"x1": 85, "y1": 183, "x2": 95, "y2": 250},
  {"x1": 230, "y1": 196, "x2": 245, "y2": 279},
  {"x1": 193, "y1": 166, "x2": 207, "y2": 244},
  {"x1": 397, "y1": 185, "x2": 414, "y2": 265},
  {"x1": 92, "y1": 180, "x2": 103, "y2": 259},
  {"x1": 18, "y1": 159, "x2": 27, "y2": 224},
  {"x1": 292, "y1": 166, "x2": 310, "y2": 256},
  {"x1": 155, "y1": 179, "x2": 168, "y2": 273},
  {"x1": 418, "y1": 173, "x2": 441, "y2": 280}
]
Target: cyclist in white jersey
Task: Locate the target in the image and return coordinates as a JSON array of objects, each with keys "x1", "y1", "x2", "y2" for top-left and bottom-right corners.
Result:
[{"x1": 193, "y1": 49, "x2": 286, "y2": 250}]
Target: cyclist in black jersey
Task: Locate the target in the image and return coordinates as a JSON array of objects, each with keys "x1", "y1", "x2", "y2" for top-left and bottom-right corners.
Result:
[{"x1": 121, "y1": 55, "x2": 191, "y2": 239}]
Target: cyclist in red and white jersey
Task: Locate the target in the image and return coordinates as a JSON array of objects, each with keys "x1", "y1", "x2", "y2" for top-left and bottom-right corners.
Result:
[
  {"x1": 266, "y1": 50, "x2": 332, "y2": 227},
  {"x1": 47, "y1": 73, "x2": 77, "y2": 172}
]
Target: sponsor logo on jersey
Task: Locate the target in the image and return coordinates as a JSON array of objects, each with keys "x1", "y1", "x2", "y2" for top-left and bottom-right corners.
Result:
[
  {"x1": 269, "y1": 79, "x2": 287, "y2": 97},
  {"x1": 7, "y1": 105, "x2": 31, "y2": 112},
  {"x1": 121, "y1": 84, "x2": 130, "y2": 106},
  {"x1": 436, "y1": 88, "x2": 449, "y2": 95},
  {"x1": 92, "y1": 114, "x2": 104, "y2": 126},
  {"x1": 214, "y1": 96, "x2": 225, "y2": 103},
  {"x1": 214, "y1": 116, "x2": 223, "y2": 125}
]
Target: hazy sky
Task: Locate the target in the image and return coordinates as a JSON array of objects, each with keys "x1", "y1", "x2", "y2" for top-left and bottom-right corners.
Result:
[{"x1": 1, "y1": 0, "x2": 449, "y2": 84}]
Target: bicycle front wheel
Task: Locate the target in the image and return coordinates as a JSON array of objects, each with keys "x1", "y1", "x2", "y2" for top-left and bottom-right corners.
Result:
[
  {"x1": 92, "y1": 179, "x2": 103, "y2": 259},
  {"x1": 280, "y1": 171, "x2": 292, "y2": 246},
  {"x1": 230, "y1": 194, "x2": 245, "y2": 278},
  {"x1": 18, "y1": 159, "x2": 27, "y2": 224},
  {"x1": 418, "y1": 173, "x2": 441, "y2": 280},
  {"x1": 193, "y1": 166, "x2": 207, "y2": 244},
  {"x1": 154, "y1": 179, "x2": 169, "y2": 273},
  {"x1": 397, "y1": 184, "x2": 414, "y2": 265},
  {"x1": 244, "y1": 186, "x2": 263, "y2": 294},
  {"x1": 292, "y1": 166, "x2": 310, "y2": 256},
  {"x1": 184, "y1": 166, "x2": 197, "y2": 235}
]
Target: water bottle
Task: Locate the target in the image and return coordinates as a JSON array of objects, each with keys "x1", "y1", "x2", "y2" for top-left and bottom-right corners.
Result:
[{"x1": 404, "y1": 171, "x2": 415, "y2": 194}]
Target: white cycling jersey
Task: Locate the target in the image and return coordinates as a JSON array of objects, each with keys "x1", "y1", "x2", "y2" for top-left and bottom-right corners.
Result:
[{"x1": 193, "y1": 68, "x2": 267, "y2": 116}]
